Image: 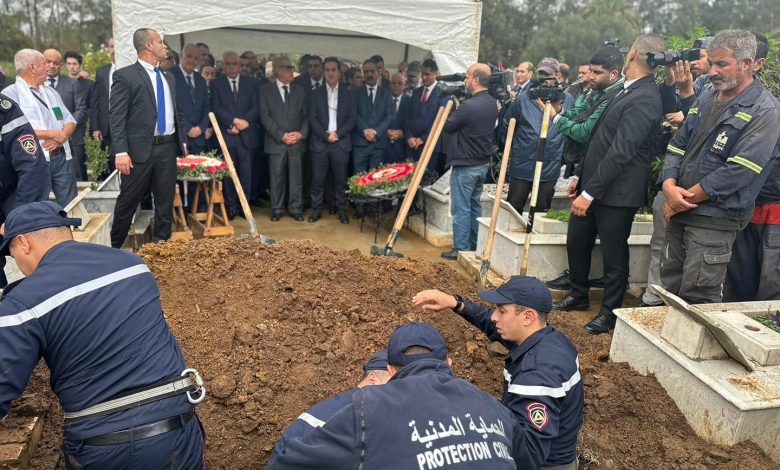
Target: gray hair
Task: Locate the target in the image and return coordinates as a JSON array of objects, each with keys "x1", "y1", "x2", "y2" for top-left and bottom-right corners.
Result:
[
  {"x1": 709, "y1": 29, "x2": 757, "y2": 62},
  {"x1": 14, "y1": 49, "x2": 44, "y2": 73},
  {"x1": 132, "y1": 28, "x2": 157, "y2": 53},
  {"x1": 272, "y1": 56, "x2": 291, "y2": 72},
  {"x1": 223, "y1": 50, "x2": 239, "y2": 60}
]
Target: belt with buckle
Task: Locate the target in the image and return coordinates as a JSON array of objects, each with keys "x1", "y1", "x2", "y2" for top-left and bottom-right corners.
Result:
[
  {"x1": 83, "y1": 410, "x2": 195, "y2": 446},
  {"x1": 153, "y1": 134, "x2": 177, "y2": 145}
]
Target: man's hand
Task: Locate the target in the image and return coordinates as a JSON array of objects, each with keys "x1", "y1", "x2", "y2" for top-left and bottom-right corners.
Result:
[
  {"x1": 227, "y1": 126, "x2": 240, "y2": 135},
  {"x1": 187, "y1": 126, "x2": 203, "y2": 139},
  {"x1": 78, "y1": 70, "x2": 90, "y2": 79},
  {"x1": 662, "y1": 201, "x2": 679, "y2": 221},
  {"x1": 570, "y1": 194, "x2": 592, "y2": 217},
  {"x1": 92, "y1": 130, "x2": 103, "y2": 141},
  {"x1": 535, "y1": 98, "x2": 561, "y2": 114},
  {"x1": 567, "y1": 178, "x2": 578, "y2": 200},
  {"x1": 327, "y1": 132, "x2": 338, "y2": 143},
  {"x1": 363, "y1": 128, "x2": 378, "y2": 142},
  {"x1": 116, "y1": 155, "x2": 133, "y2": 175},
  {"x1": 664, "y1": 65, "x2": 676, "y2": 86},
  {"x1": 233, "y1": 118, "x2": 249, "y2": 131},
  {"x1": 665, "y1": 112, "x2": 684, "y2": 126},
  {"x1": 42, "y1": 139, "x2": 60, "y2": 151},
  {"x1": 412, "y1": 290, "x2": 458, "y2": 312},
  {"x1": 205, "y1": 128, "x2": 213, "y2": 139},
  {"x1": 672, "y1": 60, "x2": 694, "y2": 98},
  {"x1": 50, "y1": 130, "x2": 69, "y2": 144},
  {"x1": 662, "y1": 180, "x2": 698, "y2": 213},
  {"x1": 387, "y1": 129, "x2": 403, "y2": 141}
]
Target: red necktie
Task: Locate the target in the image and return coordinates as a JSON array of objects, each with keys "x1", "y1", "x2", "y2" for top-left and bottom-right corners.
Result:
[{"x1": 421, "y1": 87, "x2": 429, "y2": 105}]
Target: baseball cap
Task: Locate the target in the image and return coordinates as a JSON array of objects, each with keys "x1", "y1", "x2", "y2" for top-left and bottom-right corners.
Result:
[
  {"x1": 0, "y1": 202, "x2": 81, "y2": 256},
  {"x1": 478, "y1": 276, "x2": 553, "y2": 313},
  {"x1": 387, "y1": 322, "x2": 448, "y2": 366},
  {"x1": 363, "y1": 348, "x2": 389, "y2": 372},
  {"x1": 536, "y1": 57, "x2": 560, "y2": 75}
]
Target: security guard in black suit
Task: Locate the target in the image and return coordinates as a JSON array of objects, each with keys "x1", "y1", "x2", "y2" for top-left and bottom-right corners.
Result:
[{"x1": 0, "y1": 94, "x2": 52, "y2": 286}]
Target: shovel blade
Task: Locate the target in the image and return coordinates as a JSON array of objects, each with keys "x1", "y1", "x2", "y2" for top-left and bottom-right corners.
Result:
[
  {"x1": 479, "y1": 259, "x2": 490, "y2": 282},
  {"x1": 370, "y1": 244, "x2": 404, "y2": 258}
]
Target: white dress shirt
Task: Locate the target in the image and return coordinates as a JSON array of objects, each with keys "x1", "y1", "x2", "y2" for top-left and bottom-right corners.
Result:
[
  {"x1": 366, "y1": 84, "x2": 377, "y2": 104},
  {"x1": 421, "y1": 80, "x2": 438, "y2": 101},
  {"x1": 276, "y1": 79, "x2": 291, "y2": 103},
  {"x1": 137, "y1": 58, "x2": 175, "y2": 136},
  {"x1": 327, "y1": 83, "x2": 339, "y2": 133}
]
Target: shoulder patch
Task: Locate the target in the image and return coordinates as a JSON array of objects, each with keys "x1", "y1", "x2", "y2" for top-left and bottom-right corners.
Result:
[
  {"x1": 16, "y1": 134, "x2": 39, "y2": 157},
  {"x1": 526, "y1": 402, "x2": 549, "y2": 431},
  {"x1": 0, "y1": 99, "x2": 12, "y2": 112}
]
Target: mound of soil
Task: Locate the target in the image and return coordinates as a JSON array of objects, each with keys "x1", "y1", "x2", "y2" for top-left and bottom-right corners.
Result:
[{"x1": 5, "y1": 238, "x2": 777, "y2": 469}]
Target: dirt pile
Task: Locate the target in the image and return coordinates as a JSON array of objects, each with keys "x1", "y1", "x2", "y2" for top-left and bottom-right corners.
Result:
[{"x1": 6, "y1": 238, "x2": 778, "y2": 469}]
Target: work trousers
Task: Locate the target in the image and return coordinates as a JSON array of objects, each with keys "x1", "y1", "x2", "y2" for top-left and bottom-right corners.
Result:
[
  {"x1": 450, "y1": 164, "x2": 488, "y2": 251},
  {"x1": 268, "y1": 147, "x2": 303, "y2": 215},
  {"x1": 352, "y1": 145, "x2": 386, "y2": 174},
  {"x1": 62, "y1": 414, "x2": 205, "y2": 470},
  {"x1": 311, "y1": 145, "x2": 349, "y2": 212},
  {"x1": 110, "y1": 142, "x2": 177, "y2": 248},
  {"x1": 660, "y1": 219, "x2": 739, "y2": 304},
  {"x1": 642, "y1": 192, "x2": 668, "y2": 305},
  {"x1": 506, "y1": 178, "x2": 556, "y2": 215},
  {"x1": 566, "y1": 204, "x2": 638, "y2": 310},
  {"x1": 724, "y1": 222, "x2": 780, "y2": 301},
  {"x1": 224, "y1": 144, "x2": 254, "y2": 212},
  {"x1": 50, "y1": 151, "x2": 77, "y2": 207}
]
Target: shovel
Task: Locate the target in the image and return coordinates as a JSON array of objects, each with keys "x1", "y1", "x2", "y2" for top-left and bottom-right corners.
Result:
[
  {"x1": 479, "y1": 118, "x2": 516, "y2": 283},
  {"x1": 371, "y1": 99, "x2": 454, "y2": 257},
  {"x1": 519, "y1": 102, "x2": 552, "y2": 275},
  {"x1": 208, "y1": 112, "x2": 275, "y2": 244}
]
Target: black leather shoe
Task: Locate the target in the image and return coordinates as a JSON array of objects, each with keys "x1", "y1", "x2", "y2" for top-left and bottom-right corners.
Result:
[
  {"x1": 228, "y1": 209, "x2": 238, "y2": 221},
  {"x1": 553, "y1": 295, "x2": 590, "y2": 311},
  {"x1": 440, "y1": 249, "x2": 458, "y2": 260},
  {"x1": 588, "y1": 277, "x2": 605, "y2": 288},
  {"x1": 270, "y1": 212, "x2": 282, "y2": 221},
  {"x1": 546, "y1": 270, "x2": 570, "y2": 290},
  {"x1": 339, "y1": 212, "x2": 350, "y2": 224},
  {"x1": 291, "y1": 213, "x2": 304, "y2": 221},
  {"x1": 639, "y1": 300, "x2": 663, "y2": 307},
  {"x1": 308, "y1": 210, "x2": 322, "y2": 223},
  {"x1": 585, "y1": 310, "x2": 617, "y2": 335}
]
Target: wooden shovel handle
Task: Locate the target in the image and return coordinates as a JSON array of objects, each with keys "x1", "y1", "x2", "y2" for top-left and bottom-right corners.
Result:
[{"x1": 483, "y1": 118, "x2": 516, "y2": 264}]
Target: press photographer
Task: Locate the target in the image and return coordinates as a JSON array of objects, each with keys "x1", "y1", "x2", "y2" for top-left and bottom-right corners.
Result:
[
  {"x1": 659, "y1": 37, "x2": 712, "y2": 121},
  {"x1": 500, "y1": 58, "x2": 573, "y2": 214},
  {"x1": 440, "y1": 63, "x2": 499, "y2": 261}
]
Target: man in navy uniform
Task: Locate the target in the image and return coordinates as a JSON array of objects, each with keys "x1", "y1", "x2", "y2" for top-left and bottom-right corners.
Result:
[
  {"x1": 414, "y1": 276, "x2": 583, "y2": 470},
  {"x1": 0, "y1": 201, "x2": 205, "y2": 469},
  {"x1": 269, "y1": 349, "x2": 390, "y2": 463},
  {"x1": 267, "y1": 323, "x2": 517, "y2": 469}
]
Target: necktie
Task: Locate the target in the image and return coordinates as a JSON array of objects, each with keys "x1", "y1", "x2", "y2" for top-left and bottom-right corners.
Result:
[
  {"x1": 154, "y1": 67, "x2": 166, "y2": 135},
  {"x1": 48, "y1": 78, "x2": 56, "y2": 88},
  {"x1": 186, "y1": 75, "x2": 195, "y2": 100},
  {"x1": 394, "y1": 97, "x2": 399, "y2": 113},
  {"x1": 421, "y1": 87, "x2": 429, "y2": 105},
  {"x1": 231, "y1": 79, "x2": 238, "y2": 97},
  {"x1": 312, "y1": 81, "x2": 320, "y2": 91},
  {"x1": 282, "y1": 85, "x2": 290, "y2": 107},
  {"x1": 368, "y1": 87, "x2": 374, "y2": 104}
]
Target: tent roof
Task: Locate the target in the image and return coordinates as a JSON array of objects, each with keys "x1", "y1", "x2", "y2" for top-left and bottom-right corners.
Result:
[{"x1": 112, "y1": 0, "x2": 482, "y2": 73}]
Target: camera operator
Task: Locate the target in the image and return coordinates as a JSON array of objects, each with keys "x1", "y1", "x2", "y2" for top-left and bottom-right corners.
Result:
[
  {"x1": 660, "y1": 37, "x2": 713, "y2": 124},
  {"x1": 440, "y1": 64, "x2": 498, "y2": 261},
  {"x1": 659, "y1": 29, "x2": 780, "y2": 305},
  {"x1": 554, "y1": 34, "x2": 666, "y2": 335},
  {"x1": 499, "y1": 58, "x2": 573, "y2": 214}
]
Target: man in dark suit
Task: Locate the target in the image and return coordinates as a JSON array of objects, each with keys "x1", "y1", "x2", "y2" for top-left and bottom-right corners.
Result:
[
  {"x1": 352, "y1": 58, "x2": 394, "y2": 174},
  {"x1": 90, "y1": 38, "x2": 116, "y2": 171},
  {"x1": 109, "y1": 28, "x2": 186, "y2": 248},
  {"x1": 259, "y1": 56, "x2": 309, "y2": 221},
  {"x1": 404, "y1": 59, "x2": 447, "y2": 176},
  {"x1": 44, "y1": 48, "x2": 86, "y2": 187},
  {"x1": 387, "y1": 72, "x2": 410, "y2": 164},
  {"x1": 369, "y1": 54, "x2": 391, "y2": 89},
  {"x1": 169, "y1": 44, "x2": 210, "y2": 155},
  {"x1": 63, "y1": 51, "x2": 95, "y2": 181},
  {"x1": 211, "y1": 51, "x2": 260, "y2": 219},
  {"x1": 554, "y1": 34, "x2": 666, "y2": 334},
  {"x1": 308, "y1": 57, "x2": 356, "y2": 224}
]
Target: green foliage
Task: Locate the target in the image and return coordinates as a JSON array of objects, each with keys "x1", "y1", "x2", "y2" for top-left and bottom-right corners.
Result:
[
  {"x1": 81, "y1": 43, "x2": 110, "y2": 79},
  {"x1": 84, "y1": 125, "x2": 109, "y2": 190},
  {"x1": 544, "y1": 210, "x2": 571, "y2": 222},
  {"x1": 754, "y1": 312, "x2": 780, "y2": 334}
]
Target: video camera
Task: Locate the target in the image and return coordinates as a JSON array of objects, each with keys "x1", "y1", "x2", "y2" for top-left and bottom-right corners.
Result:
[
  {"x1": 646, "y1": 48, "x2": 701, "y2": 68},
  {"x1": 526, "y1": 77, "x2": 566, "y2": 102},
  {"x1": 438, "y1": 66, "x2": 514, "y2": 105},
  {"x1": 604, "y1": 38, "x2": 629, "y2": 55}
]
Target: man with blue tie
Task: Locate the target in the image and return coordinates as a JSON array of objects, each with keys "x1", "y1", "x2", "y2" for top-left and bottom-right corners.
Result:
[
  {"x1": 404, "y1": 59, "x2": 446, "y2": 176},
  {"x1": 352, "y1": 58, "x2": 393, "y2": 175},
  {"x1": 211, "y1": 51, "x2": 260, "y2": 219},
  {"x1": 109, "y1": 28, "x2": 185, "y2": 249},
  {"x1": 386, "y1": 72, "x2": 410, "y2": 164},
  {"x1": 169, "y1": 44, "x2": 210, "y2": 155}
]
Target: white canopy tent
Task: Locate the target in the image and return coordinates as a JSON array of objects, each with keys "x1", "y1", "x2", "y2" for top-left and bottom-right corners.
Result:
[{"x1": 112, "y1": 0, "x2": 482, "y2": 74}]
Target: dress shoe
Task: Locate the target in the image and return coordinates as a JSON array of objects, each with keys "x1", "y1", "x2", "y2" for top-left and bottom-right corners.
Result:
[
  {"x1": 546, "y1": 270, "x2": 570, "y2": 290},
  {"x1": 639, "y1": 300, "x2": 663, "y2": 307},
  {"x1": 585, "y1": 309, "x2": 617, "y2": 335},
  {"x1": 270, "y1": 212, "x2": 282, "y2": 222},
  {"x1": 339, "y1": 212, "x2": 350, "y2": 224},
  {"x1": 227, "y1": 209, "x2": 238, "y2": 221},
  {"x1": 291, "y1": 213, "x2": 304, "y2": 222},
  {"x1": 553, "y1": 295, "x2": 590, "y2": 311},
  {"x1": 309, "y1": 210, "x2": 323, "y2": 223},
  {"x1": 440, "y1": 249, "x2": 458, "y2": 260},
  {"x1": 589, "y1": 277, "x2": 605, "y2": 288}
]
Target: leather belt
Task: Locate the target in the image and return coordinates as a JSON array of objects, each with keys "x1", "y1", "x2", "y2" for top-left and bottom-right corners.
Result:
[
  {"x1": 153, "y1": 134, "x2": 177, "y2": 145},
  {"x1": 83, "y1": 410, "x2": 195, "y2": 446}
]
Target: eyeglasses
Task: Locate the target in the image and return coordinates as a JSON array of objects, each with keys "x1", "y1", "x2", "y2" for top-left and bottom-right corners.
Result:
[{"x1": 279, "y1": 65, "x2": 294, "y2": 70}]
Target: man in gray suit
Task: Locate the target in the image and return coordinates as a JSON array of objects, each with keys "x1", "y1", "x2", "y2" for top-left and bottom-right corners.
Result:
[
  {"x1": 259, "y1": 56, "x2": 309, "y2": 221},
  {"x1": 44, "y1": 48, "x2": 85, "y2": 189}
]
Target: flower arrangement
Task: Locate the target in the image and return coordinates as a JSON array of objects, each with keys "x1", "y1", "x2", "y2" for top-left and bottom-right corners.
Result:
[
  {"x1": 348, "y1": 162, "x2": 416, "y2": 196},
  {"x1": 177, "y1": 151, "x2": 230, "y2": 180}
]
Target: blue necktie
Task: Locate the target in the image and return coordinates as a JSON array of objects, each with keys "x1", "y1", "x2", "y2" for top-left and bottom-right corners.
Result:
[{"x1": 154, "y1": 67, "x2": 166, "y2": 135}]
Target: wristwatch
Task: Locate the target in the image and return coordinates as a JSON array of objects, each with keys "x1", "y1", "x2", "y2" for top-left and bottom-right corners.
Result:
[{"x1": 453, "y1": 294, "x2": 464, "y2": 312}]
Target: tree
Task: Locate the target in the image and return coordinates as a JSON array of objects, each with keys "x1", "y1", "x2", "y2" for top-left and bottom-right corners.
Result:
[{"x1": 580, "y1": 0, "x2": 642, "y2": 33}]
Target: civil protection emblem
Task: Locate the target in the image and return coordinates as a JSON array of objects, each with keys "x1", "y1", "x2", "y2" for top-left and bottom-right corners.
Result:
[
  {"x1": 0, "y1": 100, "x2": 12, "y2": 111},
  {"x1": 526, "y1": 402, "x2": 549, "y2": 431},
  {"x1": 16, "y1": 134, "x2": 38, "y2": 156}
]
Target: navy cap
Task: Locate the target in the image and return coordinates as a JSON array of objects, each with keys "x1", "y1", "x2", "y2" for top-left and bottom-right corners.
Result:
[
  {"x1": 387, "y1": 322, "x2": 448, "y2": 366},
  {"x1": 478, "y1": 276, "x2": 553, "y2": 313},
  {"x1": 0, "y1": 202, "x2": 81, "y2": 256},
  {"x1": 363, "y1": 348, "x2": 389, "y2": 372}
]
